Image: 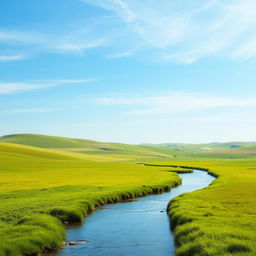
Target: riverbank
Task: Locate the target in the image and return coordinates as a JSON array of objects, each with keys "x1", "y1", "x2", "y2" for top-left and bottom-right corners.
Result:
[
  {"x1": 164, "y1": 159, "x2": 256, "y2": 256},
  {"x1": 1, "y1": 139, "x2": 256, "y2": 256},
  {"x1": 1, "y1": 180, "x2": 182, "y2": 256},
  {"x1": 0, "y1": 143, "x2": 183, "y2": 256},
  {"x1": 53, "y1": 170, "x2": 215, "y2": 256}
]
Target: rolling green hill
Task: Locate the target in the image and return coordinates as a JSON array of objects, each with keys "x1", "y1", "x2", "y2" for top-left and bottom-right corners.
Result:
[
  {"x1": 1, "y1": 134, "x2": 255, "y2": 161},
  {"x1": 243, "y1": 145, "x2": 256, "y2": 151},
  {"x1": 0, "y1": 134, "x2": 256, "y2": 256},
  {"x1": 0, "y1": 134, "x2": 103, "y2": 148},
  {"x1": 146, "y1": 141, "x2": 254, "y2": 152},
  {"x1": 235, "y1": 145, "x2": 256, "y2": 153},
  {"x1": 0, "y1": 134, "x2": 180, "y2": 160},
  {"x1": 0, "y1": 140, "x2": 181, "y2": 256},
  {"x1": 0, "y1": 142, "x2": 82, "y2": 160}
]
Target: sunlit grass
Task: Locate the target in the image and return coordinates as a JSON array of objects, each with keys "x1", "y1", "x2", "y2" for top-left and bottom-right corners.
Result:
[
  {"x1": 160, "y1": 158, "x2": 256, "y2": 256},
  {"x1": 0, "y1": 134, "x2": 256, "y2": 256},
  {"x1": 0, "y1": 141, "x2": 181, "y2": 256}
]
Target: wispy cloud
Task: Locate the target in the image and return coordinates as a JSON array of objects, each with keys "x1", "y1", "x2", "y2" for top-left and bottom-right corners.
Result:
[
  {"x1": 0, "y1": 79, "x2": 94, "y2": 94},
  {"x1": 82, "y1": 0, "x2": 256, "y2": 62},
  {"x1": 51, "y1": 39, "x2": 105, "y2": 53},
  {"x1": 91, "y1": 92, "x2": 256, "y2": 115},
  {"x1": 3, "y1": 108, "x2": 57, "y2": 113},
  {"x1": 0, "y1": 27, "x2": 106, "y2": 58},
  {"x1": 0, "y1": 30, "x2": 43, "y2": 44},
  {"x1": 2, "y1": 1, "x2": 256, "y2": 63},
  {"x1": 81, "y1": 0, "x2": 136, "y2": 23},
  {"x1": 107, "y1": 46, "x2": 139, "y2": 59},
  {"x1": 0, "y1": 55, "x2": 26, "y2": 62}
]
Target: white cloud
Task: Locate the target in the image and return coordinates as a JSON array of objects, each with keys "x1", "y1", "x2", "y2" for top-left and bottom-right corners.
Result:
[
  {"x1": 81, "y1": 0, "x2": 136, "y2": 23},
  {"x1": 0, "y1": 30, "x2": 43, "y2": 44},
  {"x1": 232, "y1": 35, "x2": 256, "y2": 59},
  {"x1": 4, "y1": 108, "x2": 57, "y2": 113},
  {"x1": 2, "y1": 0, "x2": 256, "y2": 62},
  {"x1": 107, "y1": 47, "x2": 138, "y2": 58},
  {"x1": 0, "y1": 55, "x2": 26, "y2": 62},
  {"x1": 0, "y1": 79, "x2": 94, "y2": 94},
  {"x1": 83, "y1": 0, "x2": 256, "y2": 62},
  {"x1": 91, "y1": 92, "x2": 256, "y2": 115},
  {"x1": 51, "y1": 39, "x2": 105, "y2": 53},
  {"x1": 0, "y1": 27, "x2": 106, "y2": 58}
]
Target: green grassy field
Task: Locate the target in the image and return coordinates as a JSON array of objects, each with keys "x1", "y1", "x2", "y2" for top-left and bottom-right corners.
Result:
[
  {"x1": 150, "y1": 160, "x2": 256, "y2": 256},
  {"x1": 0, "y1": 134, "x2": 256, "y2": 256},
  {"x1": 144, "y1": 141, "x2": 255, "y2": 152},
  {"x1": 0, "y1": 137, "x2": 182, "y2": 256},
  {"x1": 0, "y1": 134, "x2": 180, "y2": 160}
]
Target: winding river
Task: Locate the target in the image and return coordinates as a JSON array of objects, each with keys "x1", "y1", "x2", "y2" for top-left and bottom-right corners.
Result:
[{"x1": 54, "y1": 170, "x2": 215, "y2": 256}]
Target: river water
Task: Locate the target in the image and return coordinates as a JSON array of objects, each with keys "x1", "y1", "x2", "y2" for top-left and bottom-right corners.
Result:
[{"x1": 54, "y1": 170, "x2": 215, "y2": 256}]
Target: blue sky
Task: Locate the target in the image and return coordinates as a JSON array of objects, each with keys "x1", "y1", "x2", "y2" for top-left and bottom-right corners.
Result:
[{"x1": 1, "y1": 0, "x2": 256, "y2": 143}]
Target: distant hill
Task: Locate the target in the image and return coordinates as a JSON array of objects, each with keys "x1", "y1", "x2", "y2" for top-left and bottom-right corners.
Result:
[
  {"x1": 143, "y1": 141, "x2": 255, "y2": 152},
  {"x1": 0, "y1": 134, "x2": 98, "y2": 148},
  {"x1": 0, "y1": 134, "x2": 178, "y2": 161},
  {"x1": 0, "y1": 142, "x2": 84, "y2": 161},
  {"x1": 1, "y1": 134, "x2": 255, "y2": 159},
  {"x1": 235, "y1": 145, "x2": 256, "y2": 153}
]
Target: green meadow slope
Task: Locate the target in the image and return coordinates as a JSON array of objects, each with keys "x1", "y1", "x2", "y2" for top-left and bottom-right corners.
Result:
[
  {"x1": 0, "y1": 141, "x2": 181, "y2": 256},
  {"x1": 0, "y1": 134, "x2": 178, "y2": 160},
  {"x1": 150, "y1": 159, "x2": 256, "y2": 256},
  {"x1": 0, "y1": 134, "x2": 92, "y2": 148},
  {"x1": 0, "y1": 134, "x2": 256, "y2": 256},
  {"x1": 147, "y1": 141, "x2": 254, "y2": 152},
  {"x1": 236, "y1": 145, "x2": 256, "y2": 153}
]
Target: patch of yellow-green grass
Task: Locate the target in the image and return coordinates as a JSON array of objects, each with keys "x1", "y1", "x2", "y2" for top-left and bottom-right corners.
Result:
[
  {"x1": 0, "y1": 134, "x2": 98, "y2": 148},
  {"x1": 1, "y1": 135, "x2": 256, "y2": 256},
  {"x1": 231, "y1": 145, "x2": 256, "y2": 155},
  {"x1": 0, "y1": 134, "x2": 177, "y2": 161},
  {"x1": 155, "y1": 158, "x2": 256, "y2": 256},
  {"x1": 147, "y1": 141, "x2": 254, "y2": 152},
  {"x1": 0, "y1": 142, "x2": 181, "y2": 256}
]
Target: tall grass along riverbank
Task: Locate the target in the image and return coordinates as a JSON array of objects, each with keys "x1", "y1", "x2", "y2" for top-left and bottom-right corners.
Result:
[
  {"x1": 0, "y1": 140, "x2": 181, "y2": 256},
  {"x1": 164, "y1": 160, "x2": 256, "y2": 256},
  {"x1": 0, "y1": 134, "x2": 256, "y2": 256}
]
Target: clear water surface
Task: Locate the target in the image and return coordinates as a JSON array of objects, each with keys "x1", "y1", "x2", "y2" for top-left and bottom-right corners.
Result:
[{"x1": 54, "y1": 170, "x2": 215, "y2": 256}]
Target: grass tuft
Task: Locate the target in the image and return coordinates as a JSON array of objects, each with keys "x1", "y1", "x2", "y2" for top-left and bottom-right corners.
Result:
[{"x1": 226, "y1": 243, "x2": 251, "y2": 254}]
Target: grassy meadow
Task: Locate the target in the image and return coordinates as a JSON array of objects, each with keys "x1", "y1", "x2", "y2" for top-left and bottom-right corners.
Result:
[
  {"x1": 152, "y1": 160, "x2": 256, "y2": 256},
  {"x1": 0, "y1": 136, "x2": 182, "y2": 256},
  {"x1": 0, "y1": 134, "x2": 256, "y2": 256}
]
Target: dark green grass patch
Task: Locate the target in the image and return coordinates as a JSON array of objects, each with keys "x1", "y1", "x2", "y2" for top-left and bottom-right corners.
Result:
[{"x1": 0, "y1": 215, "x2": 65, "y2": 256}]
